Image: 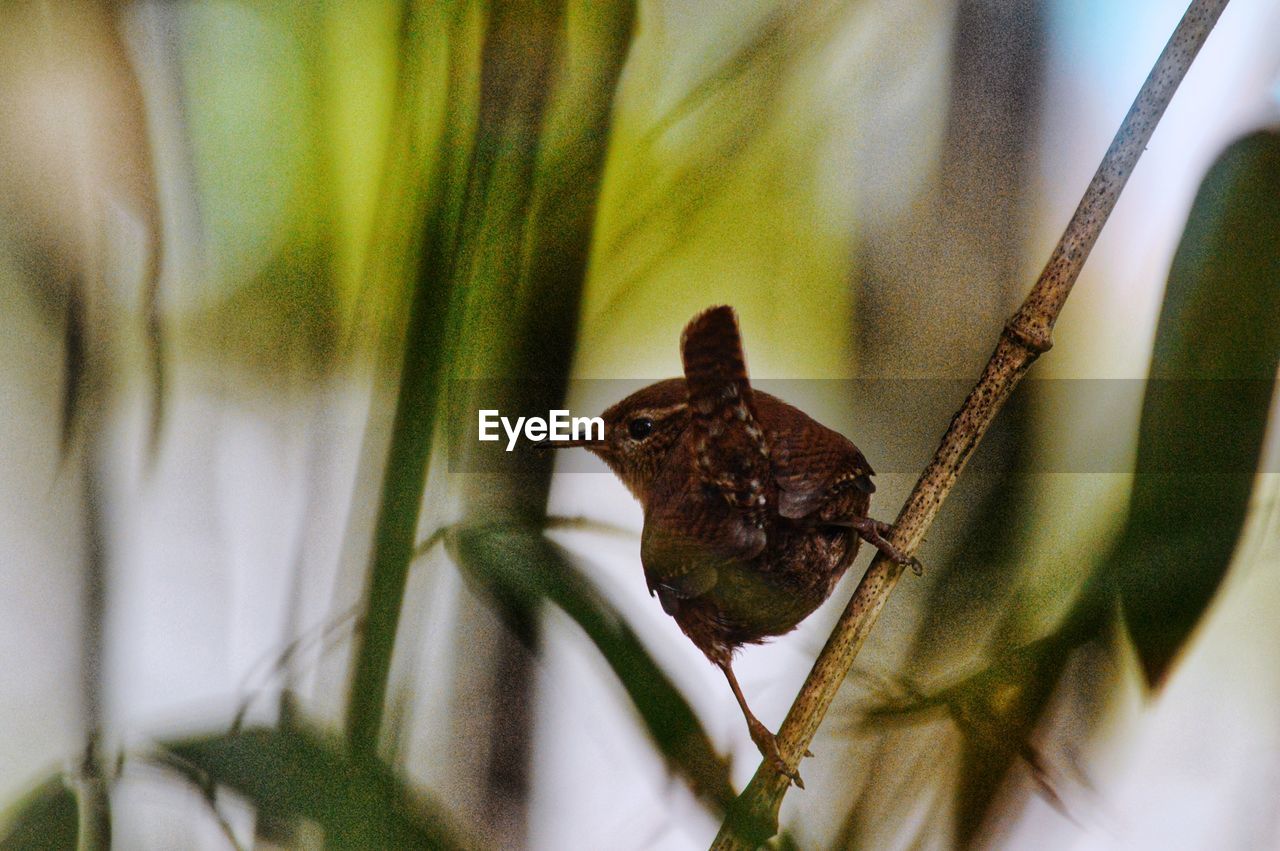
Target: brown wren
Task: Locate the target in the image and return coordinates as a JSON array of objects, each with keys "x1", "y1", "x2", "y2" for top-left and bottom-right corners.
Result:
[{"x1": 549, "y1": 305, "x2": 917, "y2": 785}]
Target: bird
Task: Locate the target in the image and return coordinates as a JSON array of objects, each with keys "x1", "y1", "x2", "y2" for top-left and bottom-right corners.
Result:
[{"x1": 547, "y1": 305, "x2": 917, "y2": 784}]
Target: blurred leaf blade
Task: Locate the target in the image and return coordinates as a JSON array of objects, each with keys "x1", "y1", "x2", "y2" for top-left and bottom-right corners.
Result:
[
  {"x1": 0, "y1": 775, "x2": 77, "y2": 851},
  {"x1": 942, "y1": 128, "x2": 1280, "y2": 836},
  {"x1": 429, "y1": 0, "x2": 637, "y2": 838},
  {"x1": 158, "y1": 725, "x2": 473, "y2": 850},
  {"x1": 836, "y1": 5, "x2": 1048, "y2": 839},
  {"x1": 852, "y1": 597, "x2": 1108, "y2": 847},
  {"x1": 945, "y1": 599, "x2": 1107, "y2": 844},
  {"x1": 451, "y1": 523, "x2": 735, "y2": 810},
  {"x1": 1115, "y1": 130, "x2": 1280, "y2": 685},
  {"x1": 59, "y1": 290, "x2": 86, "y2": 457},
  {"x1": 342, "y1": 2, "x2": 483, "y2": 760},
  {"x1": 848, "y1": 132, "x2": 1280, "y2": 845}
]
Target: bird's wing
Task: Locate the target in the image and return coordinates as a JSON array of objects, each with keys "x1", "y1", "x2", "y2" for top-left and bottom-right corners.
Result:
[
  {"x1": 640, "y1": 447, "x2": 767, "y2": 610},
  {"x1": 680, "y1": 306, "x2": 773, "y2": 526},
  {"x1": 759, "y1": 399, "x2": 876, "y2": 521},
  {"x1": 641, "y1": 522, "x2": 723, "y2": 614}
]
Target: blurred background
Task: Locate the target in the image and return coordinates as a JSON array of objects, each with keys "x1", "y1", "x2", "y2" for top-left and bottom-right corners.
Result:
[{"x1": 1, "y1": 0, "x2": 1279, "y2": 848}]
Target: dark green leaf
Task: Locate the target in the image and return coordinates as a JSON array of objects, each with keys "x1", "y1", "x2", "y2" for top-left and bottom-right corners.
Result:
[
  {"x1": 451, "y1": 523, "x2": 735, "y2": 810},
  {"x1": 60, "y1": 289, "x2": 85, "y2": 457},
  {"x1": 157, "y1": 725, "x2": 472, "y2": 850},
  {"x1": 1114, "y1": 131, "x2": 1280, "y2": 685},
  {"x1": 852, "y1": 132, "x2": 1280, "y2": 845},
  {"x1": 852, "y1": 573, "x2": 1113, "y2": 845},
  {"x1": 342, "y1": 2, "x2": 479, "y2": 759},
  {"x1": 907, "y1": 396, "x2": 1037, "y2": 669},
  {"x1": 0, "y1": 775, "x2": 77, "y2": 851}
]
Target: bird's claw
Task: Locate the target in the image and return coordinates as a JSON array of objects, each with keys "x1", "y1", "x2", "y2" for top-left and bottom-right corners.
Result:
[
  {"x1": 748, "y1": 720, "x2": 806, "y2": 789},
  {"x1": 849, "y1": 517, "x2": 922, "y2": 574},
  {"x1": 772, "y1": 755, "x2": 804, "y2": 790}
]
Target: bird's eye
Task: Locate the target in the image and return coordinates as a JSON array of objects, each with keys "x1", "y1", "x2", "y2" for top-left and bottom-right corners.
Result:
[{"x1": 628, "y1": 417, "x2": 654, "y2": 440}]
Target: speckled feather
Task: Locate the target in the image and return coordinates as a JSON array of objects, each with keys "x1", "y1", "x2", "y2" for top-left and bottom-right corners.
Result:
[{"x1": 635, "y1": 307, "x2": 878, "y2": 664}]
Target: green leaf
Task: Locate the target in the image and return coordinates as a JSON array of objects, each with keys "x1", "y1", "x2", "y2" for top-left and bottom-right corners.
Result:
[
  {"x1": 854, "y1": 132, "x2": 1280, "y2": 844},
  {"x1": 157, "y1": 725, "x2": 472, "y2": 850},
  {"x1": 856, "y1": 594, "x2": 1109, "y2": 845},
  {"x1": 342, "y1": 1, "x2": 480, "y2": 760},
  {"x1": 0, "y1": 775, "x2": 77, "y2": 851},
  {"x1": 1114, "y1": 131, "x2": 1280, "y2": 685},
  {"x1": 450, "y1": 523, "x2": 735, "y2": 810},
  {"x1": 59, "y1": 292, "x2": 85, "y2": 457}
]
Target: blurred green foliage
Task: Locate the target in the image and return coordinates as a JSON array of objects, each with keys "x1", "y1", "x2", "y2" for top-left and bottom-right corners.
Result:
[
  {"x1": 858, "y1": 130, "x2": 1280, "y2": 846},
  {"x1": 158, "y1": 725, "x2": 473, "y2": 849},
  {"x1": 450, "y1": 522, "x2": 735, "y2": 808},
  {"x1": 0, "y1": 775, "x2": 77, "y2": 851},
  {"x1": 1, "y1": 1, "x2": 1274, "y2": 848},
  {"x1": 342, "y1": 0, "x2": 482, "y2": 765},
  {"x1": 1117, "y1": 130, "x2": 1280, "y2": 684}
]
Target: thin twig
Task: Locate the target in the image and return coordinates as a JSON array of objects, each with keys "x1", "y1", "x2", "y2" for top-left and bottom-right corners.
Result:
[
  {"x1": 147, "y1": 750, "x2": 248, "y2": 851},
  {"x1": 231, "y1": 606, "x2": 362, "y2": 732},
  {"x1": 710, "y1": 1, "x2": 1231, "y2": 846}
]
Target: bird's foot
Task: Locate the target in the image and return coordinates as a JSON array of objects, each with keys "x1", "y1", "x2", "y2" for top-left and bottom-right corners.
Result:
[
  {"x1": 747, "y1": 718, "x2": 805, "y2": 789},
  {"x1": 849, "y1": 517, "x2": 923, "y2": 576}
]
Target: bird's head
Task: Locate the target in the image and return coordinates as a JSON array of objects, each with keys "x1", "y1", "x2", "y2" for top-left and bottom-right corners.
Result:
[{"x1": 544, "y1": 378, "x2": 689, "y2": 504}]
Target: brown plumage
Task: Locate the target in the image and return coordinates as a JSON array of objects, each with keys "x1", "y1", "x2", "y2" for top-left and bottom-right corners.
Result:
[{"x1": 551, "y1": 305, "x2": 916, "y2": 784}]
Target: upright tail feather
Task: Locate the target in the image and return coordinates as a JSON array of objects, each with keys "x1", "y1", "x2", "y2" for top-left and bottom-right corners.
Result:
[{"x1": 680, "y1": 306, "x2": 771, "y2": 521}]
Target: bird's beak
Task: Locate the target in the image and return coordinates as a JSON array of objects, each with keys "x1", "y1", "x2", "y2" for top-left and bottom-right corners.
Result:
[{"x1": 533, "y1": 437, "x2": 603, "y2": 450}]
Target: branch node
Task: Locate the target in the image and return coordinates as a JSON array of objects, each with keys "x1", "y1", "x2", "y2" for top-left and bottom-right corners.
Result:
[{"x1": 1002, "y1": 318, "x2": 1054, "y2": 355}]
